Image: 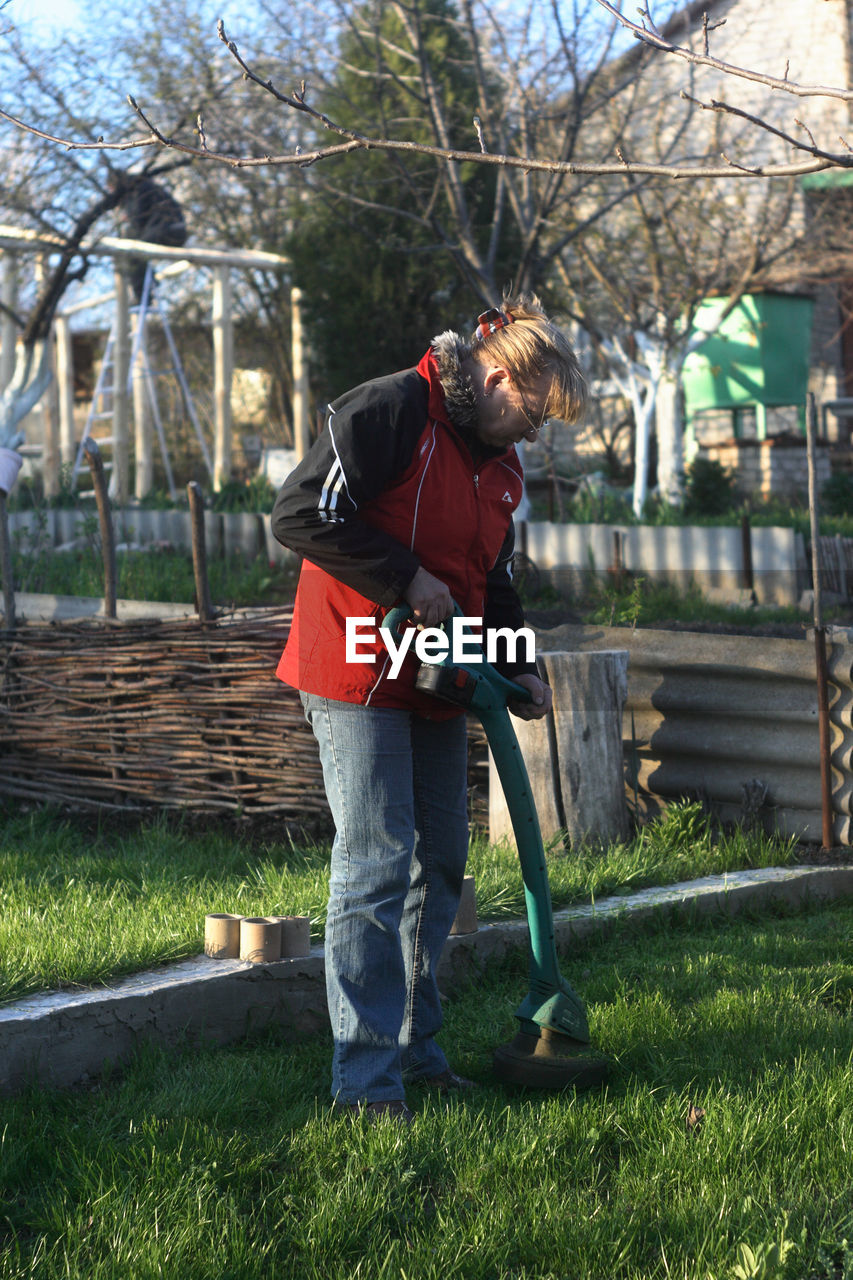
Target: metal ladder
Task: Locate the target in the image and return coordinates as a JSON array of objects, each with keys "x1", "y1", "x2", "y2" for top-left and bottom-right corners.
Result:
[{"x1": 73, "y1": 264, "x2": 213, "y2": 501}]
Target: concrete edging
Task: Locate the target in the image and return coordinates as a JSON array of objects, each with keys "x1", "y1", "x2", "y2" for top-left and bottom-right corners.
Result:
[{"x1": 1, "y1": 865, "x2": 850, "y2": 1094}]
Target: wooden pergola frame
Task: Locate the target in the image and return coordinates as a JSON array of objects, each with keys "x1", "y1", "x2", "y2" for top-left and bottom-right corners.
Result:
[{"x1": 0, "y1": 225, "x2": 311, "y2": 499}]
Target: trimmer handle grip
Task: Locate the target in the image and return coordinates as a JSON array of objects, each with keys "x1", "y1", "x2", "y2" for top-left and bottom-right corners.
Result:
[
  {"x1": 381, "y1": 600, "x2": 468, "y2": 635},
  {"x1": 380, "y1": 600, "x2": 533, "y2": 707},
  {"x1": 381, "y1": 602, "x2": 416, "y2": 636}
]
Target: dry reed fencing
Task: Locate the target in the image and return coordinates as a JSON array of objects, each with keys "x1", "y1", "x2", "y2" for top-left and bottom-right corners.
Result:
[
  {"x1": 815, "y1": 535, "x2": 853, "y2": 600},
  {"x1": 0, "y1": 606, "x2": 490, "y2": 827},
  {"x1": 0, "y1": 607, "x2": 315, "y2": 817}
]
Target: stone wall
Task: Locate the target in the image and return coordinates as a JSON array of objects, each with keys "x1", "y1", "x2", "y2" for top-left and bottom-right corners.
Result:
[{"x1": 700, "y1": 436, "x2": 831, "y2": 501}]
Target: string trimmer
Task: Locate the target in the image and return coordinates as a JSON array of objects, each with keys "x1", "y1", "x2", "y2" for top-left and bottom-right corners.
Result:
[{"x1": 382, "y1": 604, "x2": 608, "y2": 1089}]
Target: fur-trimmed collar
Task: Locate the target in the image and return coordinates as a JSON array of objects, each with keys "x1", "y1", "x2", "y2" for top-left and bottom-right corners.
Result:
[{"x1": 430, "y1": 329, "x2": 480, "y2": 442}]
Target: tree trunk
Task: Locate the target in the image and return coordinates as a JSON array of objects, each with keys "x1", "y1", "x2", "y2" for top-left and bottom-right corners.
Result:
[
  {"x1": 655, "y1": 371, "x2": 685, "y2": 507},
  {"x1": 489, "y1": 649, "x2": 630, "y2": 850},
  {"x1": 0, "y1": 340, "x2": 52, "y2": 449},
  {"x1": 631, "y1": 386, "x2": 656, "y2": 517},
  {"x1": 212, "y1": 266, "x2": 233, "y2": 492},
  {"x1": 1, "y1": 252, "x2": 19, "y2": 394},
  {"x1": 291, "y1": 286, "x2": 311, "y2": 460}
]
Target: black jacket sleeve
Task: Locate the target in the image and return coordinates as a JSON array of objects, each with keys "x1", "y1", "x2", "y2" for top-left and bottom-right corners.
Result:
[
  {"x1": 271, "y1": 369, "x2": 429, "y2": 606},
  {"x1": 482, "y1": 522, "x2": 538, "y2": 679}
]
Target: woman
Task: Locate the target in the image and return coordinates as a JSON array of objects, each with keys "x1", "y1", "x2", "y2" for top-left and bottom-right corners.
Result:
[{"x1": 271, "y1": 295, "x2": 586, "y2": 1122}]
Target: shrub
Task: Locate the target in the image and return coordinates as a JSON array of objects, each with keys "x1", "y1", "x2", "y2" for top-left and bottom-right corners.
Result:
[
  {"x1": 683, "y1": 456, "x2": 737, "y2": 516},
  {"x1": 210, "y1": 474, "x2": 277, "y2": 513},
  {"x1": 820, "y1": 472, "x2": 853, "y2": 518}
]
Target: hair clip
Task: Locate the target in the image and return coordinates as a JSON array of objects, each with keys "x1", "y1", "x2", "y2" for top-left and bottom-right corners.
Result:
[{"x1": 474, "y1": 307, "x2": 514, "y2": 342}]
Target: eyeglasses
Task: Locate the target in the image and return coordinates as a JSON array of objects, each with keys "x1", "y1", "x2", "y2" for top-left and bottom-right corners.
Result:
[{"x1": 518, "y1": 384, "x2": 549, "y2": 435}]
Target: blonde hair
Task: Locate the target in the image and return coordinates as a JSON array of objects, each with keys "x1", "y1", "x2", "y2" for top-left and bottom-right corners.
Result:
[{"x1": 472, "y1": 293, "x2": 587, "y2": 425}]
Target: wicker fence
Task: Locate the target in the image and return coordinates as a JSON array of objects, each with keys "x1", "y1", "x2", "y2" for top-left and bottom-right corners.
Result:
[
  {"x1": 0, "y1": 606, "x2": 490, "y2": 828},
  {"x1": 4, "y1": 601, "x2": 849, "y2": 845},
  {"x1": 0, "y1": 608, "x2": 320, "y2": 817}
]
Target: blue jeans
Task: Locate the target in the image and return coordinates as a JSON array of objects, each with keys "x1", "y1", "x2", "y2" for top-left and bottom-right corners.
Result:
[{"x1": 300, "y1": 692, "x2": 469, "y2": 1104}]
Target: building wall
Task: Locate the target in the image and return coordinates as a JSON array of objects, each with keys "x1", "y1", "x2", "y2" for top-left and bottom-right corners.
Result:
[
  {"x1": 654, "y1": 0, "x2": 851, "y2": 161},
  {"x1": 701, "y1": 436, "x2": 831, "y2": 500},
  {"x1": 602, "y1": 0, "x2": 853, "y2": 488}
]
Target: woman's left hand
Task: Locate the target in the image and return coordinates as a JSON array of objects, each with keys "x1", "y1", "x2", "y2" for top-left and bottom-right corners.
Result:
[{"x1": 508, "y1": 673, "x2": 552, "y2": 720}]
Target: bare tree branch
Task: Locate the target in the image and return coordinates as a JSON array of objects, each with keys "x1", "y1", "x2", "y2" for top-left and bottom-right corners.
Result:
[
  {"x1": 3, "y1": 15, "x2": 850, "y2": 182},
  {"x1": 0, "y1": 102, "x2": 150, "y2": 154},
  {"x1": 680, "y1": 91, "x2": 853, "y2": 168},
  {"x1": 592, "y1": 0, "x2": 853, "y2": 102}
]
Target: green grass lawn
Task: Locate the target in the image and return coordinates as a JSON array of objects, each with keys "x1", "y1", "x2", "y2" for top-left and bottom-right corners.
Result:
[
  {"x1": 0, "y1": 800, "x2": 798, "y2": 1005},
  {"x1": 2, "y1": 901, "x2": 851, "y2": 1280}
]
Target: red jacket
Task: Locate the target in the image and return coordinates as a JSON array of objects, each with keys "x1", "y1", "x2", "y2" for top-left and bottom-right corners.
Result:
[{"x1": 272, "y1": 345, "x2": 527, "y2": 716}]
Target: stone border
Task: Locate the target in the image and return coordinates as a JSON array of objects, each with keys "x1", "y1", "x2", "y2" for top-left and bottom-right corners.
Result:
[{"x1": 2, "y1": 865, "x2": 851, "y2": 1094}]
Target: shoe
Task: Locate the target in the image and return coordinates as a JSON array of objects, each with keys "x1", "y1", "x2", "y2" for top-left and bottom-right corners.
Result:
[
  {"x1": 417, "y1": 1069, "x2": 475, "y2": 1094},
  {"x1": 343, "y1": 1099, "x2": 414, "y2": 1125}
]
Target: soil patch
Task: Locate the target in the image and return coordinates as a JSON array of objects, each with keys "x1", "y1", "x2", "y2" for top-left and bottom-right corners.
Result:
[{"x1": 793, "y1": 843, "x2": 853, "y2": 867}]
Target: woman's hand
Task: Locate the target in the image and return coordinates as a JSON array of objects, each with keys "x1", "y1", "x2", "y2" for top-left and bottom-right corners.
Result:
[
  {"x1": 508, "y1": 672, "x2": 552, "y2": 720},
  {"x1": 403, "y1": 567, "x2": 454, "y2": 628}
]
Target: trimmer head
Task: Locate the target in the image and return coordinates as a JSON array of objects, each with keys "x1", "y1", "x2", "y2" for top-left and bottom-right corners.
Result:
[{"x1": 493, "y1": 1027, "x2": 609, "y2": 1090}]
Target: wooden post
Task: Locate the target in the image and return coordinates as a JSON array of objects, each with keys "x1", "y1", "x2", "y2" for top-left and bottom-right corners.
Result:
[
  {"x1": 0, "y1": 492, "x2": 14, "y2": 630},
  {"x1": 291, "y1": 286, "x2": 311, "y2": 459},
  {"x1": 112, "y1": 265, "x2": 131, "y2": 505},
  {"x1": 807, "y1": 392, "x2": 834, "y2": 850},
  {"x1": 740, "y1": 512, "x2": 754, "y2": 594},
  {"x1": 489, "y1": 650, "x2": 630, "y2": 850},
  {"x1": 1, "y1": 250, "x2": 18, "y2": 393},
  {"x1": 187, "y1": 480, "x2": 213, "y2": 621},
  {"x1": 212, "y1": 265, "x2": 233, "y2": 492},
  {"x1": 51, "y1": 314, "x2": 74, "y2": 495},
  {"x1": 83, "y1": 438, "x2": 117, "y2": 619},
  {"x1": 131, "y1": 309, "x2": 153, "y2": 500},
  {"x1": 610, "y1": 529, "x2": 624, "y2": 589}
]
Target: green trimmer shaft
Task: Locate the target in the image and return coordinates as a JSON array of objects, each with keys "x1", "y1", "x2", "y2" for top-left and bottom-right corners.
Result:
[{"x1": 384, "y1": 606, "x2": 608, "y2": 1089}]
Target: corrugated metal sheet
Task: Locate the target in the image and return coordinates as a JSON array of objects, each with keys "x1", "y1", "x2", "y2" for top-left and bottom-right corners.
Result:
[
  {"x1": 827, "y1": 625, "x2": 853, "y2": 845},
  {"x1": 525, "y1": 521, "x2": 808, "y2": 606},
  {"x1": 534, "y1": 624, "x2": 828, "y2": 842}
]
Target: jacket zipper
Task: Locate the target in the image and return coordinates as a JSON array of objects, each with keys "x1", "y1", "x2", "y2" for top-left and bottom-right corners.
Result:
[{"x1": 467, "y1": 471, "x2": 481, "y2": 608}]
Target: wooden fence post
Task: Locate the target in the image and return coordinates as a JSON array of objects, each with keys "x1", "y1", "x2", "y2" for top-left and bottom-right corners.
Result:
[
  {"x1": 84, "y1": 438, "x2": 117, "y2": 619},
  {"x1": 1, "y1": 250, "x2": 18, "y2": 394},
  {"x1": 212, "y1": 265, "x2": 233, "y2": 492},
  {"x1": 187, "y1": 480, "x2": 212, "y2": 621}
]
